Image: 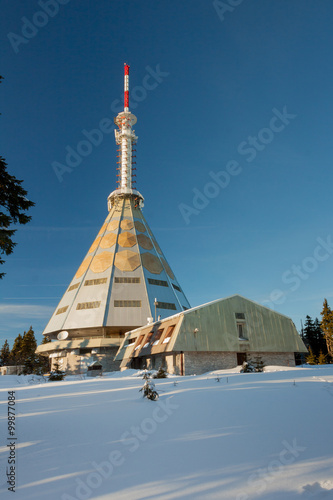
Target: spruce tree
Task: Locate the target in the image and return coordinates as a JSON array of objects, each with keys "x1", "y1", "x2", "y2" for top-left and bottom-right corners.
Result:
[
  {"x1": 317, "y1": 351, "x2": 327, "y2": 365},
  {"x1": 313, "y1": 318, "x2": 328, "y2": 357},
  {"x1": 321, "y1": 299, "x2": 333, "y2": 358},
  {"x1": 0, "y1": 340, "x2": 11, "y2": 366},
  {"x1": 48, "y1": 362, "x2": 65, "y2": 381},
  {"x1": 21, "y1": 327, "x2": 38, "y2": 375},
  {"x1": 10, "y1": 333, "x2": 24, "y2": 366},
  {"x1": 303, "y1": 315, "x2": 328, "y2": 358},
  {"x1": 306, "y1": 347, "x2": 317, "y2": 365}
]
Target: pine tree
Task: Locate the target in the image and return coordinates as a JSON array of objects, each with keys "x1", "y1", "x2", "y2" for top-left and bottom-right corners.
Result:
[
  {"x1": 313, "y1": 318, "x2": 328, "y2": 357},
  {"x1": 139, "y1": 371, "x2": 159, "y2": 400},
  {"x1": 48, "y1": 362, "x2": 65, "y2": 381},
  {"x1": 10, "y1": 333, "x2": 24, "y2": 366},
  {"x1": 321, "y1": 299, "x2": 333, "y2": 358},
  {"x1": 303, "y1": 315, "x2": 328, "y2": 358},
  {"x1": 306, "y1": 347, "x2": 317, "y2": 365},
  {"x1": 21, "y1": 327, "x2": 38, "y2": 375},
  {"x1": 0, "y1": 340, "x2": 11, "y2": 366},
  {"x1": 317, "y1": 351, "x2": 327, "y2": 365},
  {"x1": 303, "y1": 315, "x2": 315, "y2": 350}
]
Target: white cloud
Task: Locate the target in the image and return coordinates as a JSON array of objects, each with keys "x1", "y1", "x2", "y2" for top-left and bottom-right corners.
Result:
[{"x1": 0, "y1": 304, "x2": 54, "y2": 318}]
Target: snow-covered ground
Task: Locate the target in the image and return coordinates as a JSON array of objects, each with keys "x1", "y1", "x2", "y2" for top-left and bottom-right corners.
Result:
[{"x1": 0, "y1": 365, "x2": 333, "y2": 500}]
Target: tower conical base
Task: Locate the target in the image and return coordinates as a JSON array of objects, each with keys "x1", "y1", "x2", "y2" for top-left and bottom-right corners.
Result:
[{"x1": 43, "y1": 195, "x2": 190, "y2": 340}]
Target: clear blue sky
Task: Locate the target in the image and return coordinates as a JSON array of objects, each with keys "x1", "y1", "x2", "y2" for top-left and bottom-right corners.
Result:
[{"x1": 1, "y1": 0, "x2": 333, "y2": 347}]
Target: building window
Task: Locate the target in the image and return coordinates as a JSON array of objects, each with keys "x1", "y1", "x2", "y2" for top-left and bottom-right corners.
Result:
[
  {"x1": 56, "y1": 306, "x2": 69, "y2": 315},
  {"x1": 134, "y1": 335, "x2": 145, "y2": 350},
  {"x1": 79, "y1": 348, "x2": 92, "y2": 355},
  {"x1": 76, "y1": 301, "x2": 101, "y2": 310},
  {"x1": 148, "y1": 278, "x2": 169, "y2": 287},
  {"x1": 237, "y1": 322, "x2": 248, "y2": 340},
  {"x1": 172, "y1": 283, "x2": 181, "y2": 292},
  {"x1": 84, "y1": 278, "x2": 107, "y2": 286},
  {"x1": 114, "y1": 300, "x2": 141, "y2": 307},
  {"x1": 155, "y1": 301, "x2": 176, "y2": 310},
  {"x1": 235, "y1": 312, "x2": 245, "y2": 320},
  {"x1": 152, "y1": 329, "x2": 164, "y2": 345},
  {"x1": 143, "y1": 332, "x2": 154, "y2": 348},
  {"x1": 162, "y1": 325, "x2": 175, "y2": 344},
  {"x1": 126, "y1": 338, "x2": 136, "y2": 346},
  {"x1": 115, "y1": 277, "x2": 141, "y2": 284},
  {"x1": 68, "y1": 283, "x2": 80, "y2": 292}
]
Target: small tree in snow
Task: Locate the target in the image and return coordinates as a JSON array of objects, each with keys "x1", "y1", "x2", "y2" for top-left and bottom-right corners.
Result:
[
  {"x1": 240, "y1": 360, "x2": 256, "y2": 373},
  {"x1": 252, "y1": 355, "x2": 265, "y2": 372},
  {"x1": 48, "y1": 362, "x2": 65, "y2": 381},
  {"x1": 306, "y1": 347, "x2": 317, "y2": 365},
  {"x1": 140, "y1": 371, "x2": 159, "y2": 400},
  {"x1": 153, "y1": 366, "x2": 168, "y2": 379},
  {"x1": 317, "y1": 351, "x2": 327, "y2": 365}
]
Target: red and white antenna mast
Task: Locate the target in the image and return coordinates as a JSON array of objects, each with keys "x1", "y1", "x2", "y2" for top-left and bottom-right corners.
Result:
[{"x1": 108, "y1": 64, "x2": 144, "y2": 210}]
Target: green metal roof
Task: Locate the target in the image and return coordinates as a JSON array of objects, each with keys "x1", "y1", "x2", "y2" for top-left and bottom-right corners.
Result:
[{"x1": 115, "y1": 294, "x2": 307, "y2": 361}]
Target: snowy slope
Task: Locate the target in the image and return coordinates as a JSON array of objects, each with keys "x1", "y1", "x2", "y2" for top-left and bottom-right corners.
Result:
[{"x1": 0, "y1": 366, "x2": 333, "y2": 500}]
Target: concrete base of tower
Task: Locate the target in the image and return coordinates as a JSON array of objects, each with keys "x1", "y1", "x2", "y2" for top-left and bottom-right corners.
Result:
[
  {"x1": 36, "y1": 338, "x2": 123, "y2": 376},
  {"x1": 50, "y1": 347, "x2": 121, "y2": 375}
]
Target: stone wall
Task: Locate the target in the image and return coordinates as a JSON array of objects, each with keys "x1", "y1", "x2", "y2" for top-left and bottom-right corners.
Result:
[
  {"x1": 182, "y1": 351, "x2": 296, "y2": 375},
  {"x1": 50, "y1": 348, "x2": 121, "y2": 375},
  {"x1": 184, "y1": 351, "x2": 237, "y2": 375},
  {"x1": 248, "y1": 352, "x2": 295, "y2": 367}
]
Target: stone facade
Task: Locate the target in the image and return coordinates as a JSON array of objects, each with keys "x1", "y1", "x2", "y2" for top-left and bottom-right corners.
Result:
[
  {"x1": 248, "y1": 351, "x2": 295, "y2": 368},
  {"x1": 50, "y1": 348, "x2": 120, "y2": 375},
  {"x1": 0, "y1": 365, "x2": 24, "y2": 376},
  {"x1": 120, "y1": 350, "x2": 297, "y2": 376},
  {"x1": 183, "y1": 351, "x2": 237, "y2": 375}
]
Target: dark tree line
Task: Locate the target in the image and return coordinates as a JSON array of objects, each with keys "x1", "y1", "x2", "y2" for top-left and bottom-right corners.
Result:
[
  {"x1": 0, "y1": 327, "x2": 50, "y2": 375},
  {"x1": 301, "y1": 298, "x2": 333, "y2": 364}
]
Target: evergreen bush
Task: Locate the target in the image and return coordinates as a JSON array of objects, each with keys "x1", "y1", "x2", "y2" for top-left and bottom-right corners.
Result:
[
  {"x1": 153, "y1": 366, "x2": 168, "y2": 379},
  {"x1": 140, "y1": 371, "x2": 159, "y2": 400},
  {"x1": 48, "y1": 362, "x2": 65, "y2": 381}
]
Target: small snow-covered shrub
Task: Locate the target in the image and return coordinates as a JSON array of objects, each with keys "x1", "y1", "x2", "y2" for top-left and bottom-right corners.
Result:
[
  {"x1": 48, "y1": 362, "x2": 65, "y2": 381},
  {"x1": 153, "y1": 366, "x2": 168, "y2": 379},
  {"x1": 240, "y1": 361, "x2": 256, "y2": 373},
  {"x1": 241, "y1": 356, "x2": 265, "y2": 373},
  {"x1": 140, "y1": 371, "x2": 159, "y2": 401},
  {"x1": 252, "y1": 355, "x2": 265, "y2": 372}
]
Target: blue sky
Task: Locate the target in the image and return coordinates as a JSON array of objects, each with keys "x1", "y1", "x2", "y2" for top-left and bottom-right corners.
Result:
[{"x1": 1, "y1": 0, "x2": 333, "y2": 347}]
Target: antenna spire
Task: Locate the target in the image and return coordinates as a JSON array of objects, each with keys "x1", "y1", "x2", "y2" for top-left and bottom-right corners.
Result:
[
  {"x1": 107, "y1": 64, "x2": 144, "y2": 210},
  {"x1": 124, "y1": 63, "x2": 130, "y2": 111}
]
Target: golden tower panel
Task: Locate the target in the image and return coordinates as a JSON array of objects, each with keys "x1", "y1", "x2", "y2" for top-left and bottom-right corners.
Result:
[
  {"x1": 161, "y1": 257, "x2": 175, "y2": 280},
  {"x1": 120, "y1": 219, "x2": 134, "y2": 230},
  {"x1": 107, "y1": 220, "x2": 120, "y2": 231},
  {"x1": 90, "y1": 251, "x2": 114, "y2": 273},
  {"x1": 100, "y1": 233, "x2": 117, "y2": 249},
  {"x1": 141, "y1": 253, "x2": 163, "y2": 274},
  {"x1": 89, "y1": 236, "x2": 102, "y2": 254},
  {"x1": 114, "y1": 250, "x2": 141, "y2": 272},
  {"x1": 118, "y1": 232, "x2": 137, "y2": 248},
  {"x1": 98, "y1": 223, "x2": 108, "y2": 236},
  {"x1": 75, "y1": 256, "x2": 93, "y2": 279},
  {"x1": 153, "y1": 239, "x2": 163, "y2": 255},
  {"x1": 137, "y1": 233, "x2": 153, "y2": 250},
  {"x1": 134, "y1": 221, "x2": 146, "y2": 233}
]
